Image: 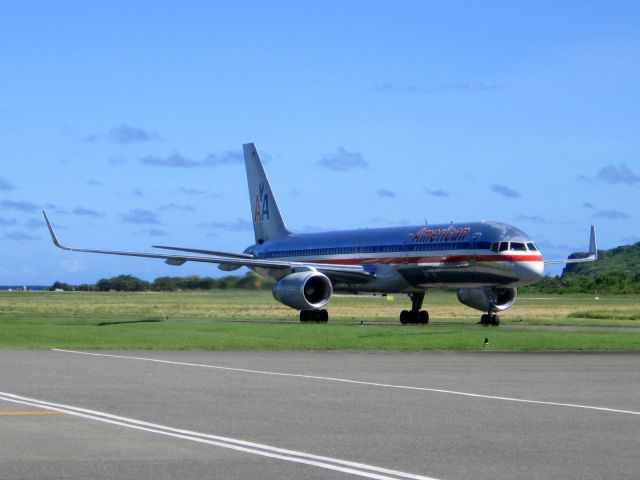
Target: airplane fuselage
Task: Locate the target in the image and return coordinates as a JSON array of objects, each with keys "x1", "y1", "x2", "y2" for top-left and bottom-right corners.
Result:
[{"x1": 246, "y1": 220, "x2": 544, "y2": 293}]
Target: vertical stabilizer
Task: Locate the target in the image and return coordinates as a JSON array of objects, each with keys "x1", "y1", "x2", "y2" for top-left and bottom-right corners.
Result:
[{"x1": 243, "y1": 143, "x2": 291, "y2": 243}]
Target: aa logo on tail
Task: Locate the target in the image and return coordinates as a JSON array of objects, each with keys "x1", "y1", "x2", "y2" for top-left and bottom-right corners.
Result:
[{"x1": 254, "y1": 182, "x2": 270, "y2": 222}]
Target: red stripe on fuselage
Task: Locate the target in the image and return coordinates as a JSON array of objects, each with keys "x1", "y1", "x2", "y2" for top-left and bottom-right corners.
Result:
[{"x1": 309, "y1": 254, "x2": 544, "y2": 265}]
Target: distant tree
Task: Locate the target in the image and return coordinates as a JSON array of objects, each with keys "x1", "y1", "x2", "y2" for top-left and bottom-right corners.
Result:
[
  {"x1": 49, "y1": 281, "x2": 73, "y2": 291},
  {"x1": 236, "y1": 271, "x2": 273, "y2": 290},
  {"x1": 152, "y1": 276, "x2": 218, "y2": 291},
  {"x1": 522, "y1": 270, "x2": 640, "y2": 295},
  {"x1": 96, "y1": 275, "x2": 150, "y2": 292},
  {"x1": 193, "y1": 277, "x2": 217, "y2": 289},
  {"x1": 152, "y1": 277, "x2": 180, "y2": 291},
  {"x1": 181, "y1": 276, "x2": 208, "y2": 290}
]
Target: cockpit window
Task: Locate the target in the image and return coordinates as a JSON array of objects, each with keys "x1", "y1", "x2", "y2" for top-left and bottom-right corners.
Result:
[
  {"x1": 526, "y1": 242, "x2": 538, "y2": 252},
  {"x1": 498, "y1": 242, "x2": 509, "y2": 252},
  {"x1": 490, "y1": 242, "x2": 499, "y2": 252},
  {"x1": 510, "y1": 242, "x2": 526, "y2": 251}
]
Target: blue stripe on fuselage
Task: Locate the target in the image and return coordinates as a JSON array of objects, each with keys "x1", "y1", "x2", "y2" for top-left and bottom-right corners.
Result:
[
  {"x1": 245, "y1": 221, "x2": 534, "y2": 261},
  {"x1": 257, "y1": 240, "x2": 488, "y2": 259}
]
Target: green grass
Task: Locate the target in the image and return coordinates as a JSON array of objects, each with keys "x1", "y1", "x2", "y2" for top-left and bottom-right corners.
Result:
[
  {"x1": 4, "y1": 322, "x2": 640, "y2": 351},
  {"x1": 1, "y1": 290, "x2": 639, "y2": 350}
]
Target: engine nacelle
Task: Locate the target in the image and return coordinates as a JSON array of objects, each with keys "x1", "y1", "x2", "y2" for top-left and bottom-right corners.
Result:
[
  {"x1": 456, "y1": 287, "x2": 517, "y2": 313},
  {"x1": 272, "y1": 271, "x2": 333, "y2": 310}
]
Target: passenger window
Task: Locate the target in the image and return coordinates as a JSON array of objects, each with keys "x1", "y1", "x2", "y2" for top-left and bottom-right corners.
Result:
[
  {"x1": 527, "y1": 242, "x2": 538, "y2": 252},
  {"x1": 510, "y1": 242, "x2": 526, "y2": 251},
  {"x1": 499, "y1": 242, "x2": 509, "y2": 252}
]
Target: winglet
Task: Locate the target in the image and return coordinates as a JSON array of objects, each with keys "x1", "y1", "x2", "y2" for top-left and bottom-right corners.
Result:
[
  {"x1": 544, "y1": 225, "x2": 598, "y2": 265},
  {"x1": 43, "y1": 211, "x2": 69, "y2": 250},
  {"x1": 588, "y1": 224, "x2": 598, "y2": 261}
]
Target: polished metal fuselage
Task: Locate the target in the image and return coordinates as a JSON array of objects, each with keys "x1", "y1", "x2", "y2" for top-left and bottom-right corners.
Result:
[{"x1": 246, "y1": 221, "x2": 544, "y2": 294}]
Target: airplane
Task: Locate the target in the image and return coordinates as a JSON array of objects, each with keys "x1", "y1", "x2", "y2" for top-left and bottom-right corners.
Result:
[{"x1": 44, "y1": 142, "x2": 597, "y2": 325}]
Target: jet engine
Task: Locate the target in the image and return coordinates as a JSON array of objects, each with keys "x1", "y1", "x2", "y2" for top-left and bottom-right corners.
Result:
[
  {"x1": 272, "y1": 271, "x2": 333, "y2": 310},
  {"x1": 456, "y1": 287, "x2": 517, "y2": 313}
]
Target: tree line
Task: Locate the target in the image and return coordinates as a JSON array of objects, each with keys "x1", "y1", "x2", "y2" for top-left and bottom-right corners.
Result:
[
  {"x1": 520, "y1": 272, "x2": 640, "y2": 295},
  {"x1": 49, "y1": 270, "x2": 640, "y2": 294},
  {"x1": 49, "y1": 273, "x2": 273, "y2": 292}
]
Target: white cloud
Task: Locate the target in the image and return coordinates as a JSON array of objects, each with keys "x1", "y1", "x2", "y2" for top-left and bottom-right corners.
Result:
[{"x1": 317, "y1": 147, "x2": 369, "y2": 171}]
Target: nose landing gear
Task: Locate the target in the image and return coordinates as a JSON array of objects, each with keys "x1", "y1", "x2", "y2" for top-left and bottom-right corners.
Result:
[{"x1": 479, "y1": 292, "x2": 501, "y2": 326}]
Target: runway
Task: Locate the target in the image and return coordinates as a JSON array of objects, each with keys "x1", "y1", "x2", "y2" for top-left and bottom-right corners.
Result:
[{"x1": 1, "y1": 350, "x2": 638, "y2": 479}]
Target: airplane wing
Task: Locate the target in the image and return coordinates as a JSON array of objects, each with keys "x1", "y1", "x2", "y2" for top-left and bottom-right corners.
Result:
[
  {"x1": 43, "y1": 212, "x2": 375, "y2": 283},
  {"x1": 544, "y1": 225, "x2": 598, "y2": 265}
]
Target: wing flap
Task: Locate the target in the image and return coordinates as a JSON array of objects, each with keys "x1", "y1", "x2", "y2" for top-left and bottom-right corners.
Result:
[{"x1": 153, "y1": 245, "x2": 254, "y2": 259}]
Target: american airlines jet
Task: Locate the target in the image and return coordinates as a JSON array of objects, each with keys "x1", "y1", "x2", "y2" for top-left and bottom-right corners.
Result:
[{"x1": 44, "y1": 143, "x2": 597, "y2": 325}]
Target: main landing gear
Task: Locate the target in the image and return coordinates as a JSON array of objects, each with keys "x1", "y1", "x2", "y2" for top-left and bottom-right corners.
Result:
[
  {"x1": 300, "y1": 309, "x2": 329, "y2": 323},
  {"x1": 400, "y1": 292, "x2": 429, "y2": 325},
  {"x1": 480, "y1": 313, "x2": 500, "y2": 326}
]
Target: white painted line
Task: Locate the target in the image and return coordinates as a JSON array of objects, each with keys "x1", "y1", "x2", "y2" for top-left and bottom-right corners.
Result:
[
  {"x1": 0, "y1": 392, "x2": 438, "y2": 480},
  {"x1": 54, "y1": 349, "x2": 640, "y2": 417}
]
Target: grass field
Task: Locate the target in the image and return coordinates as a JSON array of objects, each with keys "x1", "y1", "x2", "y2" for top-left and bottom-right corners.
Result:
[{"x1": 1, "y1": 290, "x2": 639, "y2": 350}]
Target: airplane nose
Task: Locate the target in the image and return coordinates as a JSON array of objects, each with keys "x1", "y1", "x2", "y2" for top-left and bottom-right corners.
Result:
[{"x1": 517, "y1": 261, "x2": 545, "y2": 285}]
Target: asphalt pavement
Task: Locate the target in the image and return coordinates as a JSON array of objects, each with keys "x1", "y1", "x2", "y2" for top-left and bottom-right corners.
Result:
[{"x1": 1, "y1": 350, "x2": 638, "y2": 480}]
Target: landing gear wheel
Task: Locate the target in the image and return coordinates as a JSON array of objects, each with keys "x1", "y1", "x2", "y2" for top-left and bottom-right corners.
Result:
[
  {"x1": 400, "y1": 292, "x2": 430, "y2": 325},
  {"x1": 480, "y1": 314, "x2": 501, "y2": 326},
  {"x1": 300, "y1": 309, "x2": 329, "y2": 323},
  {"x1": 400, "y1": 309, "x2": 429, "y2": 324}
]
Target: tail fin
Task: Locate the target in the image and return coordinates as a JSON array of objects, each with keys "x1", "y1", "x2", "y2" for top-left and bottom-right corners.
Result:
[{"x1": 243, "y1": 143, "x2": 291, "y2": 243}]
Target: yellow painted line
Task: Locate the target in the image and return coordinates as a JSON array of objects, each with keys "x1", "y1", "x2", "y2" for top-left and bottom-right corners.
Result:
[{"x1": 0, "y1": 411, "x2": 63, "y2": 415}]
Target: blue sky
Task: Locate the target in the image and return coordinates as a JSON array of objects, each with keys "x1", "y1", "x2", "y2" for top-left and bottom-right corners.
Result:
[{"x1": 0, "y1": 1, "x2": 638, "y2": 284}]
